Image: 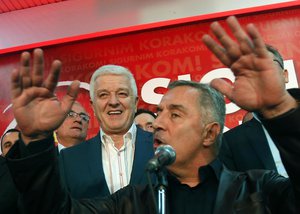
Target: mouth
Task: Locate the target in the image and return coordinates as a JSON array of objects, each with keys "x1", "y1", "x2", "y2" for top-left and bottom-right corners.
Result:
[
  {"x1": 71, "y1": 126, "x2": 82, "y2": 131},
  {"x1": 107, "y1": 110, "x2": 122, "y2": 115},
  {"x1": 153, "y1": 137, "x2": 164, "y2": 150}
]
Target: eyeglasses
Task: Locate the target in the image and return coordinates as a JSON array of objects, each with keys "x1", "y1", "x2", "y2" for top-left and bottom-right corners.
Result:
[
  {"x1": 67, "y1": 111, "x2": 90, "y2": 122},
  {"x1": 273, "y1": 59, "x2": 284, "y2": 70}
]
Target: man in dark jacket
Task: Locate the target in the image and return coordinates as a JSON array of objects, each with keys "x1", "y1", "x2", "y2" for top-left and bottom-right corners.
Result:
[{"x1": 6, "y1": 16, "x2": 300, "y2": 214}]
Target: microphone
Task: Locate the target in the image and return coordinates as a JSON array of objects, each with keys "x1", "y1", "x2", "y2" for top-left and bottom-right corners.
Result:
[{"x1": 146, "y1": 145, "x2": 176, "y2": 172}]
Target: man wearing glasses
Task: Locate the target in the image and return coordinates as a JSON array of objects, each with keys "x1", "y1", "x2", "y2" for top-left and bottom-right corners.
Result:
[{"x1": 55, "y1": 101, "x2": 89, "y2": 152}]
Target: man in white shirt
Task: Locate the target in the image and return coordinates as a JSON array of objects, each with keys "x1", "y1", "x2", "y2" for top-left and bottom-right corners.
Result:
[{"x1": 59, "y1": 64, "x2": 154, "y2": 199}]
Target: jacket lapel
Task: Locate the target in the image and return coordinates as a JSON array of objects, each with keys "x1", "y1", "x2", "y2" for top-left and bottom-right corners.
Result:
[
  {"x1": 246, "y1": 119, "x2": 276, "y2": 171},
  {"x1": 130, "y1": 127, "x2": 154, "y2": 184},
  {"x1": 87, "y1": 132, "x2": 110, "y2": 195}
]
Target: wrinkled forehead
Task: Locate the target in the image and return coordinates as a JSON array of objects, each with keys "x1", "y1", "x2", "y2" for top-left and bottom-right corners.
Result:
[
  {"x1": 159, "y1": 86, "x2": 200, "y2": 107},
  {"x1": 95, "y1": 74, "x2": 132, "y2": 91}
]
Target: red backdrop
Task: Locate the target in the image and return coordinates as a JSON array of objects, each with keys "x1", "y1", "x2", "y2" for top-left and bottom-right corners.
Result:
[{"x1": 1, "y1": 5, "x2": 300, "y2": 140}]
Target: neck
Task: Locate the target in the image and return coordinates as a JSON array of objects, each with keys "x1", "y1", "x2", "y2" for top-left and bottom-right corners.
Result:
[
  {"x1": 110, "y1": 135, "x2": 125, "y2": 149},
  {"x1": 170, "y1": 151, "x2": 215, "y2": 187},
  {"x1": 58, "y1": 137, "x2": 83, "y2": 148}
]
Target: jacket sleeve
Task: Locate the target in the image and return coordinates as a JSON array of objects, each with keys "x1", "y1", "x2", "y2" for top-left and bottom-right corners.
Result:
[
  {"x1": 6, "y1": 136, "x2": 72, "y2": 213},
  {"x1": 262, "y1": 104, "x2": 300, "y2": 212}
]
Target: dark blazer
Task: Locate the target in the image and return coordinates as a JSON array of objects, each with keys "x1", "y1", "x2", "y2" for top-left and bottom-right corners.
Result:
[
  {"x1": 59, "y1": 126, "x2": 154, "y2": 199},
  {"x1": 219, "y1": 117, "x2": 277, "y2": 172},
  {"x1": 219, "y1": 88, "x2": 300, "y2": 173},
  {"x1": 0, "y1": 156, "x2": 20, "y2": 214}
]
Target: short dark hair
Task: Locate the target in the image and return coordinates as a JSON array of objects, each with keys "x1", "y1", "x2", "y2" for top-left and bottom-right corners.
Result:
[
  {"x1": 266, "y1": 44, "x2": 284, "y2": 70},
  {"x1": 135, "y1": 109, "x2": 156, "y2": 119},
  {"x1": 1, "y1": 128, "x2": 20, "y2": 152}
]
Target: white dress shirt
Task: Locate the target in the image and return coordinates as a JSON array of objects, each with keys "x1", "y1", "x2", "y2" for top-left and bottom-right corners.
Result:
[
  {"x1": 253, "y1": 114, "x2": 288, "y2": 177},
  {"x1": 100, "y1": 124, "x2": 137, "y2": 193}
]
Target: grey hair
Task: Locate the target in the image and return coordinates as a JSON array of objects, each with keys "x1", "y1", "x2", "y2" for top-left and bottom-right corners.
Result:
[
  {"x1": 168, "y1": 80, "x2": 226, "y2": 150},
  {"x1": 89, "y1": 65, "x2": 137, "y2": 101}
]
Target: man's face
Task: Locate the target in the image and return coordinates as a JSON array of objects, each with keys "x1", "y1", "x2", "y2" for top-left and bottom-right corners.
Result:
[
  {"x1": 91, "y1": 74, "x2": 138, "y2": 135},
  {"x1": 134, "y1": 113, "x2": 155, "y2": 132},
  {"x1": 153, "y1": 86, "x2": 206, "y2": 170},
  {"x1": 1, "y1": 131, "x2": 19, "y2": 157},
  {"x1": 56, "y1": 102, "x2": 89, "y2": 144}
]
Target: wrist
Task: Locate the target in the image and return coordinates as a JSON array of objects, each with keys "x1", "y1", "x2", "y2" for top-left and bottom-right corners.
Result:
[
  {"x1": 259, "y1": 94, "x2": 298, "y2": 119},
  {"x1": 21, "y1": 133, "x2": 53, "y2": 145}
]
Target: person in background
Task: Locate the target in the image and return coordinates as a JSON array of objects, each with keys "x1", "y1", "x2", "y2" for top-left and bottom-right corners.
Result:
[
  {"x1": 134, "y1": 108, "x2": 156, "y2": 132},
  {"x1": 219, "y1": 45, "x2": 291, "y2": 177},
  {"x1": 1, "y1": 128, "x2": 20, "y2": 157},
  {"x1": 0, "y1": 128, "x2": 21, "y2": 214},
  {"x1": 6, "y1": 16, "x2": 300, "y2": 213},
  {"x1": 55, "y1": 101, "x2": 89, "y2": 152},
  {"x1": 59, "y1": 64, "x2": 154, "y2": 199}
]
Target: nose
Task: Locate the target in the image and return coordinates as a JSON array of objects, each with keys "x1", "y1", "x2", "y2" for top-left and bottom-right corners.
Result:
[
  {"x1": 108, "y1": 93, "x2": 120, "y2": 106},
  {"x1": 73, "y1": 115, "x2": 83, "y2": 123},
  {"x1": 152, "y1": 113, "x2": 165, "y2": 132}
]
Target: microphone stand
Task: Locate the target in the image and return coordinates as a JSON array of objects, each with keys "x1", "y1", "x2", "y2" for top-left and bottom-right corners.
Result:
[{"x1": 156, "y1": 168, "x2": 168, "y2": 214}]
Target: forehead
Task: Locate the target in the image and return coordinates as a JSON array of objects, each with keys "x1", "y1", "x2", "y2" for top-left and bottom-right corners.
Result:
[
  {"x1": 71, "y1": 103, "x2": 86, "y2": 113},
  {"x1": 159, "y1": 86, "x2": 200, "y2": 108},
  {"x1": 2, "y1": 132, "x2": 19, "y2": 144},
  {"x1": 95, "y1": 74, "x2": 131, "y2": 89},
  {"x1": 135, "y1": 113, "x2": 155, "y2": 121}
]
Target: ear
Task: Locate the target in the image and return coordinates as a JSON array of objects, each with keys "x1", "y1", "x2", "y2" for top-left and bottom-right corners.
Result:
[
  {"x1": 283, "y1": 69, "x2": 289, "y2": 83},
  {"x1": 90, "y1": 99, "x2": 96, "y2": 116},
  {"x1": 134, "y1": 96, "x2": 139, "y2": 112},
  {"x1": 202, "y1": 122, "x2": 221, "y2": 147}
]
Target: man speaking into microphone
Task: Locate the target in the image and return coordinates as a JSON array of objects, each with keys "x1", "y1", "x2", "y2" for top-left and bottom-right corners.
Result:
[{"x1": 6, "y1": 16, "x2": 300, "y2": 213}]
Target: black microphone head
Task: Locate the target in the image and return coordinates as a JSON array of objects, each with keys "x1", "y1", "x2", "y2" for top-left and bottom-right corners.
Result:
[
  {"x1": 155, "y1": 145, "x2": 176, "y2": 165},
  {"x1": 147, "y1": 145, "x2": 176, "y2": 172}
]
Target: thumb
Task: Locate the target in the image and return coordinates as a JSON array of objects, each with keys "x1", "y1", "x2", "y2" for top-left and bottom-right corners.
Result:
[{"x1": 210, "y1": 78, "x2": 233, "y2": 101}]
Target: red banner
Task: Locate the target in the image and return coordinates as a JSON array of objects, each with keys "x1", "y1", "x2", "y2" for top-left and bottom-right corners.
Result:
[{"x1": 1, "y1": 6, "x2": 300, "y2": 141}]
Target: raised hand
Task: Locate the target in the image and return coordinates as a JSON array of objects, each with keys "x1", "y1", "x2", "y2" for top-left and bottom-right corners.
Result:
[
  {"x1": 11, "y1": 49, "x2": 80, "y2": 144},
  {"x1": 202, "y1": 16, "x2": 296, "y2": 118}
]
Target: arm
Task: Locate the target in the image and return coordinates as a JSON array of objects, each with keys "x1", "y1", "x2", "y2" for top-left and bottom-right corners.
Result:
[
  {"x1": 7, "y1": 48, "x2": 80, "y2": 213},
  {"x1": 202, "y1": 15, "x2": 300, "y2": 211}
]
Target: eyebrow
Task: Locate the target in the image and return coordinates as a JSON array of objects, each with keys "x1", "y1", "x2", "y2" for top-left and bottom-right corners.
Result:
[
  {"x1": 70, "y1": 110, "x2": 89, "y2": 116},
  {"x1": 157, "y1": 104, "x2": 186, "y2": 112},
  {"x1": 3, "y1": 141, "x2": 12, "y2": 147}
]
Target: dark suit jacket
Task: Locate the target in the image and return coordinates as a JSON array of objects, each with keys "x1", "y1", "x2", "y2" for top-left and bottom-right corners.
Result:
[
  {"x1": 219, "y1": 88, "x2": 300, "y2": 173},
  {"x1": 219, "y1": 117, "x2": 277, "y2": 172},
  {"x1": 59, "y1": 126, "x2": 154, "y2": 199}
]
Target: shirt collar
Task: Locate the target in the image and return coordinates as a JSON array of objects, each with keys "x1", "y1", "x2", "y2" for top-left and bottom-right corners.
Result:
[
  {"x1": 198, "y1": 158, "x2": 223, "y2": 182},
  {"x1": 167, "y1": 158, "x2": 223, "y2": 186},
  {"x1": 100, "y1": 123, "x2": 137, "y2": 146},
  {"x1": 57, "y1": 142, "x2": 66, "y2": 152}
]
